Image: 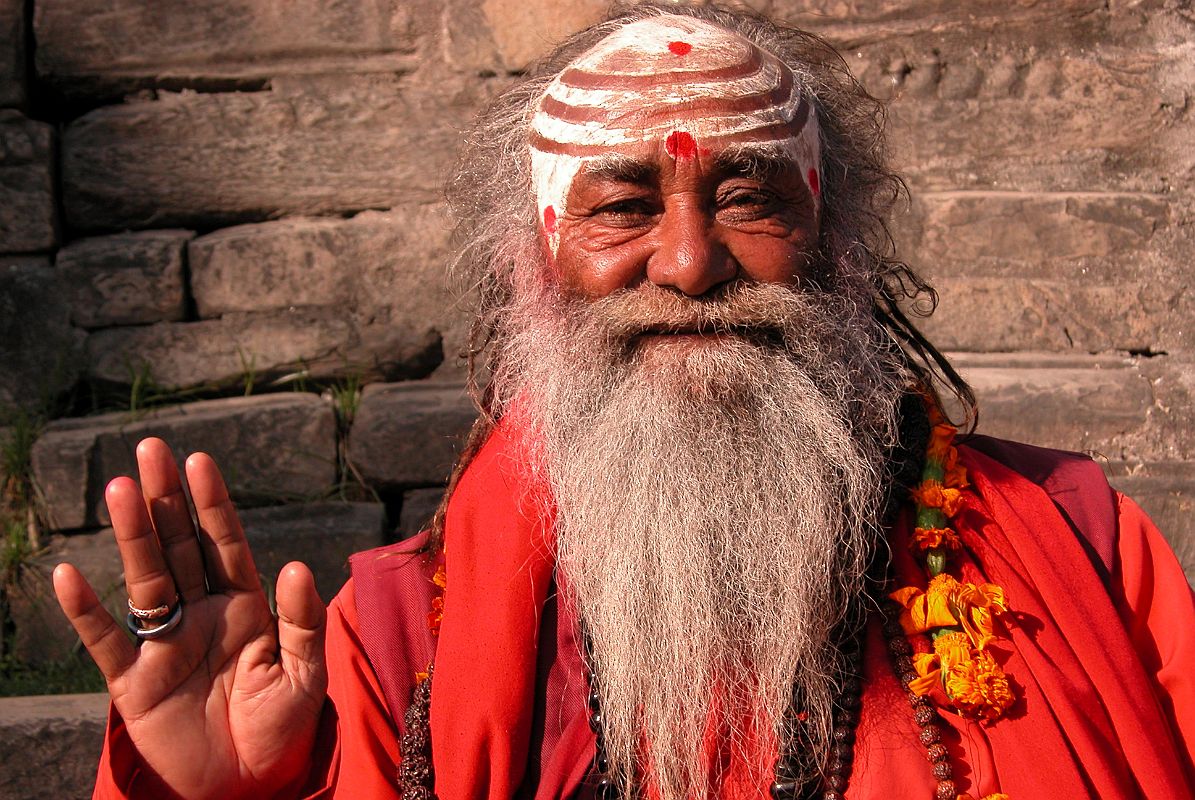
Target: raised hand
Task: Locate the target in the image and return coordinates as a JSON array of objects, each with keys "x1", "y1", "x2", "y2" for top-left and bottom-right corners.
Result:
[{"x1": 53, "y1": 438, "x2": 328, "y2": 799}]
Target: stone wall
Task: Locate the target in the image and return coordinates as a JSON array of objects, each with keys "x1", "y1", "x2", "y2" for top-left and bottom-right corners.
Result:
[{"x1": 3, "y1": 0, "x2": 1194, "y2": 665}]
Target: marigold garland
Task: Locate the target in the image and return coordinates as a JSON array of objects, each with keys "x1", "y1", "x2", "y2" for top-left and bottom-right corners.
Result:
[{"x1": 889, "y1": 406, "x2": 1018, "y2": 798}]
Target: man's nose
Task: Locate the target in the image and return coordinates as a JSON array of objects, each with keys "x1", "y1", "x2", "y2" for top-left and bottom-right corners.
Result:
[{"x1": 646, "y1": 205, "x2": 737, "y2": 296}]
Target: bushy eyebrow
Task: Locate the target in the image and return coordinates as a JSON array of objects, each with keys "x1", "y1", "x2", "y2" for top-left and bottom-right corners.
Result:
[
  {"x1": 580, "y1": 154, "x2": 659, "y2": 185},
  {"x1": 713, "y1": 144, "x2": 798, "y2": 183}
]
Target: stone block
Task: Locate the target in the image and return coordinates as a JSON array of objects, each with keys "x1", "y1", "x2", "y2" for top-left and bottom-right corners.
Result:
[
  {"x1": 0, "y1": 693, "x2": 108, "y2": 799},
  {"x1": 0, "y1": 258, "x2": 85, "y2": 412},
  {"x1": 240, "y1": 502, "x2": 387, "y2": 604},
  {"x1": 397, "y1": 487, "x2": 445, "y2": 541},
  {"x1": 918, "y1": 277, "x2": 1182, "y2": 354},
  {"x1": 61, "y1": 74, "x2": 495, "y2": 232},
  {"x1": 0, "y1": 111, "x2": 57, "y2": 252},
  {"x1": 85, "y1": 306, "x2": 443, "y2": 391},
  {"x1": 34, "y1": 0, "x2": 424, "y2": 99},
  {"x1": 59, "y1": 229, "x2": 192, "y2": 328},
  {"x1": 442, "y1": 0, "x2": 608, "y2": 73},
  {"x1": 349, "y1": 382, "x2": 477, "y2": 489},
  {"x1": 9, "y1": 529, "x2": 125, "y2": 665},
  {"x1": 0, "y1": 0, "x2": 25, "y2": 108},
  {"x1": 1105, "y1": 461, "x2": 1195, "y2": 584},
  {"x1": 30, "y1": 394, "x2": 337, "y2": 530},
  {"x1": 950, "y1": 353, "x2": 1155, "y2": 460},
  {"x1": 188, "y1": 206, "x2": 470, "y2": 378}
]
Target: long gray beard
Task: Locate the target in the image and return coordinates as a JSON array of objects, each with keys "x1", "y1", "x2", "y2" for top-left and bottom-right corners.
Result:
[{"x1": 492, "y1": 279, "x2": 909, "y2": 799}]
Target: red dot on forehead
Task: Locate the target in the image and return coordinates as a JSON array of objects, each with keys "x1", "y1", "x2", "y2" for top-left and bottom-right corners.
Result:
[
  {"x1": 667, "y1": 40, "x2": 692, "y2": 55},
  {"x1": 807, "y1": 168, "x2": 820, "y2": 196},
  {"x1": 665, "y1": 131, "x2": 698, "y2": 160},
  {"x1": 542, "y1": 205, "x2": 557, "y2": 233}
]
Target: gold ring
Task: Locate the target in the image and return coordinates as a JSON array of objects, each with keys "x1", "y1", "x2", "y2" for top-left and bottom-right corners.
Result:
[{"x1": 127, "y1": 593, "x2": 180, "y2": 620}]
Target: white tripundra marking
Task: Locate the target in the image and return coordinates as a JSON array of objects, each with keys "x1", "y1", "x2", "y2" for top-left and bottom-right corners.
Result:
[{"x1": 530, "y1": 15, "x2": 822, "y2": 254}]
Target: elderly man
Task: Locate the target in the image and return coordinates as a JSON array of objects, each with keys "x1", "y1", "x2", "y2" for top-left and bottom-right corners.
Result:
[{"x1": 55, "y1": 4, "x2": 1194, "y2": 799}]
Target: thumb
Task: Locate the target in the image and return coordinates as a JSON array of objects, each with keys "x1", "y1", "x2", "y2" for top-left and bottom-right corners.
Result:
[{"x1": 275, "y1": 562, "x2": 328, "y2": 701}]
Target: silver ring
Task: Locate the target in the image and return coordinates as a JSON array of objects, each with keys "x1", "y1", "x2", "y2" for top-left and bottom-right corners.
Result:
[{"x1": 127, "y1": 602, "x2": 183, "y2": 640}]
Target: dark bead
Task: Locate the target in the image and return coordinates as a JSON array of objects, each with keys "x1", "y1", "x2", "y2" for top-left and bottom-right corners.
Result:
[
  {"x1": 835, "y1": 707, "x2": 859, "y2": 726},
  {"x1": 931, "y1": 761, "x2": 953, "y2": 780},
  {"x1": 589, "y1": 692, "x2": 602, "y2": 712},
  {"x1": 769, "y1": 780, "x2": 797, "y2": 798},
  {"x1": 588, "y1": 712, "x2": 603, "y2": 733},
  {"x1": 893, "y1": 655, "x2": 914, "y2": 674},
  {"x1": 595, "y1": 754, "x2": 609, "y2": 773},
  {"x1": 935, "y1": 779, "x2": 957, "y2": 800},
  {"x1": 822, "y1": 791, "x2": 844, "y2": 800},
  {"x1": 887, "y1": 636, "x2": 912, "y2": 656},
  {"x1": 774, "y1": 757, "x2": 802, "y2": 781},
  {"x1": 908, "y1": 692, "x2": 931, "y2": 709},
  {"x1": 919, "y1": 724, "x2": 942, "y2": 745},
  {"x1": 839, "y1": 691, "x2": 861, "y2": 710},
  {"x1": 926, "y1": 744, "x2": 949, "y2": 763},
  {"x1": 834, "y1": 742, "x2": 854, "y2": 763},
  {"x1": 826, "y1": 773, "x2": 847, "y2": 791},
  {"x1": 827, "y1": 756, "x2": 850, "y2": 776},
  {"x1": 914, "y1": 705, "x2": 937, "y2": 726},
  {"x1": 832, "y1": 726, "x2": 855, "y2": 745},
  {"x1": 840, "y1": 676, "x2": 862, "y2": 696},
  {"x1": 900, "y1": 671, "x2": 919, "y2": 687}
]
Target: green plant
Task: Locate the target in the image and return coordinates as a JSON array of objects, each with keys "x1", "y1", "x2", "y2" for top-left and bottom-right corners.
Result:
[
  {"x1": 329, "y1": 374, "x2": 362, "y2": 429},
  {"x1": 236, "y1": 347, "x2": 258, "y2": 397}
]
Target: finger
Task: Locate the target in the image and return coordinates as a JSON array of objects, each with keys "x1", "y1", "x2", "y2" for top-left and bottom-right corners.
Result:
[
  {"x1": 186, "y1": 452, "x2": 260, "y2": 594},
  {"x1": 137, "y1": 438, "x2": 206, "y2": 604},
  {"x1": 108, "y1": 477, "x2": 180, "y2": 618},
  {"x1": 53, "y1": 563, "x2": 136, "y2": 681},
  {"x1": 275, "y1": 563, "x2": 328, "y2": 699}
]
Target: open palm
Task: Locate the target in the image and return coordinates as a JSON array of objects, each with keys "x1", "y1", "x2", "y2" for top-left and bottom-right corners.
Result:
[{"x1": 54, "y1": 438, "x2": 327, "y2": 799}]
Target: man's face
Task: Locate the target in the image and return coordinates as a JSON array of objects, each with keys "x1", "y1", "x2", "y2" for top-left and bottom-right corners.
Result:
[{"x1": 552, "y1": 142, "x2": 820, "y2": 309}]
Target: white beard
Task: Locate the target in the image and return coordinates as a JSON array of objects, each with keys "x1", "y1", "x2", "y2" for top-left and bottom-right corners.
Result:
[{"x1": 491, "y1": 278, "x2": 909, "y2": 798}]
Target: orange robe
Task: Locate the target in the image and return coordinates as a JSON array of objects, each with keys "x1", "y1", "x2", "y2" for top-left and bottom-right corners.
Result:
[{"x1": 93, "y1": 431, "x2": 1195, "y2": 798}]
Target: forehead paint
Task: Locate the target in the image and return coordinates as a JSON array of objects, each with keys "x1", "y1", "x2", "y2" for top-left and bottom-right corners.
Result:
[{"x1": 530, "y1": 15, "x2": 822, "y2": 254}]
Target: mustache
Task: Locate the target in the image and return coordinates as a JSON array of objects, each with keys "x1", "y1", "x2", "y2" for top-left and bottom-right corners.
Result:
[{"x1": 578, "y1": 281, "x2": 820, "y2": 342}]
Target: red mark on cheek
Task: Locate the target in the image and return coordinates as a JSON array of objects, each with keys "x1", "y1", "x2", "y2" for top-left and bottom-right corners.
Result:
[
  {"x1": 807, "y1": 168, "x2": 820, "y2": 197},
  {"x1": 665, "y1": 131, "x2": 698, "y2": 160},
  {"x1": 668, "y1": 40, "x2": 692, "y2": 55},
  {"x1": 542, "y1": 205, "x2": 557, "y2": 234}
]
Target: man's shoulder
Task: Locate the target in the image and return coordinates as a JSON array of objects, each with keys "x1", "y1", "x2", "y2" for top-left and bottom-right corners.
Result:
[{"x1": 961, "y1": 433, "x2": 1118, "y2": 577}]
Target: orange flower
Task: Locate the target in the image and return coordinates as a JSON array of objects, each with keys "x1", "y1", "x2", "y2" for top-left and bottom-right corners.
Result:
[
  {"x1": 890, "y1": 574, "x2": 961, "y2": 634},
  {"x1": 927, "y1": 423, "x2": 957, "y2": 461},
  {"x1": 959, "y1": 794, "x2": 1010, "y2": 800},
  {"x1": 911, "y1": 526, "x2": 962, "y2": 553},
  {"x1": 944, "y1": 648, "x2": 1015, "y2": 720},
  {"x1": 952, "y1": 581, "x2": 1008, "y2": 650},
  {"x1": 427, "y1": 595, "x2": 445, "y2": 636},
  {"x1": 890, "y1": 575, "x2": 1008, "y2": 648},
  {"x1": 942, "y1": 448, "x2": 969, "y2": 490},
  {"x1": 432, "y1": 563, "x2": 447, "y2": 589},
  {"x1": 909, "y1": 631, "x2": 971, "y2": 696},
  {"x1": 912, "y1": 479, "x2": 965, "y2": 517}
]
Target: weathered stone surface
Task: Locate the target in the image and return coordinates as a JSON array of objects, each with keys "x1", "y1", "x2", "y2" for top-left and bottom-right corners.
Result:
[
  {"x1": 31, "y1": 394, "x2": 337, "y2": 530},
  {"x1": 949, "y1": 353, "x2": 1155, "y2": 460},
  {"x1": 10, "y1": 529, "x2": 126, "y2": 664},
  {"x1": 86, "y1": 306, "x2": 442, "y2": 391},
  {"x1": 918, "y1": 278, "x2": 1187, "y2": 354},
  {"x1": 0, "y1": 693, "x2": 107, "y2": 799},
  {"x1": 59, "y1": 229, "x2": 192, "y2": 328},
  {"x1": 61, "y1": 74, "x2": 498, "y2": 232},
  {"x1": 397, "y1": 487, "x2": 444, "y2": 541},
  {"x1": 189, "y1": 206, "x2": 469, "y2": 378},
  {"x1": 0, "y1": 258, "x2": 85, "y2": 412},
  {"x1": 34, "y1": 0, "x2": 426, "y2": 99},
  {"x1": 0, "y1": 0, "x2": 25, "y2": 108},
  {"x1": 240, "y1": 502, "x2": 387, "y2": 603},
  {"x1": 442, "y1": 0, "x2": 607, "y2": 73},
  {"x1": 0, "y1": 111, "x2": 57, "y2": 252},
  {"x1": 349, "y1": 382, "x2": 477, "y2": 489},
  {"x1": 1105, "y1": 461, "x2": 1195, "y2": 584}
]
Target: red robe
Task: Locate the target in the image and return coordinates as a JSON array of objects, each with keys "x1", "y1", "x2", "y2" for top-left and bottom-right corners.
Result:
[{"x1": 94, "y1": 423, "x2": 1195, "y2": 798}]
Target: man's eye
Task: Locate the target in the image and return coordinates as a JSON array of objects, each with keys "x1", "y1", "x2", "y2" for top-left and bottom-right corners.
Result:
[
  {"x1": 595, "y1": 199, "x2": 656, "y2": 221},
  {"x1": 718, "y1": 188, "x2": 774, "y2": 209}
]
